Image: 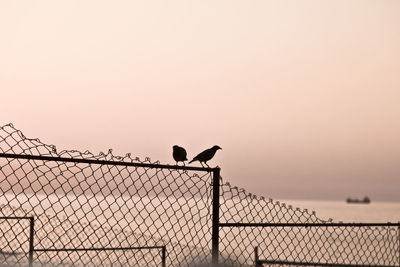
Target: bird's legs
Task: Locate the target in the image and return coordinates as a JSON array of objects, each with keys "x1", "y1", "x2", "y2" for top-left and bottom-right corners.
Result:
[
  {"x1": 204, "y1": 162, "x2": 210, "y2": 168},
  {"x1": 175, "y1": 161, "x2": 187, "y2": 167}
]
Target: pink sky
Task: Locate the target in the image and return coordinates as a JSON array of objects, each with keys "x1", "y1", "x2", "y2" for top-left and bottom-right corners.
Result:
[{"x1": 1, "y1": 0, "x2": 399, "y2": 200}]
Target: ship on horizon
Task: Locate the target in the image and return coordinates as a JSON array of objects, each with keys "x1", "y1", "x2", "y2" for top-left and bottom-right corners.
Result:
[{"x1": 346, "y1": 196, "x2": 371, "y2": 204}]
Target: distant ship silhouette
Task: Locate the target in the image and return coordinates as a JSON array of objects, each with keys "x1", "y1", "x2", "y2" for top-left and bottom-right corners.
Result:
[{"x1": 346, "y1": 196, "x2": 371, "y2": 204}]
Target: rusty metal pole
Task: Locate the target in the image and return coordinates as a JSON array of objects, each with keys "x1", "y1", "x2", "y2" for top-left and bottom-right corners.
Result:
[{"x1": 212, "y1": 168, "x2": 220, "y2": 266}]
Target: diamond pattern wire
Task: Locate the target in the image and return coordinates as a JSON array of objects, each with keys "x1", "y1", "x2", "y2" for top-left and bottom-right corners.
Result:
[
  {"x1": 0, "y1": 216, "x2": 31, "y2": 266},
  {"x1": 0, "y1": 123, "x2": 399, "y2": 267},
  {"x1": 219, "y1": 182, "x2": 400, "y2": 266},
  {"x1": 0, "y1": 124, "x2": 212, "y2": 266}
]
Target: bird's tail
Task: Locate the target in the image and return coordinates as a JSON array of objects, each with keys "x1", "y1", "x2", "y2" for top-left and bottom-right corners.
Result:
[{"x1": 189, "y1": 159, "x2": 195, "y2": 164}]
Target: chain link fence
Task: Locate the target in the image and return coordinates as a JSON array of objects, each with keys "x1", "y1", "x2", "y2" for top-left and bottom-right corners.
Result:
[
  {"x1": 0, "y1": 216, "x2": 33, "y2": 266},
  {"x1": 252, "y1": 223, "x2": 399, "y2": 267},
  {"x1": 0, "y1": 123, "x2": 399, "y2": 266},
  {"x1": 218, "y1": 183, "x2": 400, "y2": 266},
  {"x1": 0, "y1": 124, "x2": 213, "y2": 266}
]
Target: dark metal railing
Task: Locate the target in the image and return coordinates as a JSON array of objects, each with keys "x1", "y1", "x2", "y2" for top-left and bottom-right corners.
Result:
[
  {"x1": 221, "y1": 222, "x2": 400, "y2": 227},
  {"x1": 0, "y1": 152, "x2": 215, "y2": 172},
  {"x1": 35, "y1": 246, "x2": 167, "y2": 267},
  {"x1": 255, "y1": 246, "x2": 399, "y2": 267},
  {"x1": 0, "y1": 216, "x2": 167, "y2": 267}
]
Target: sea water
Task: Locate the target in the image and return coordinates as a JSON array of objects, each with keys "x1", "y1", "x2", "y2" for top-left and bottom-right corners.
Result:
[
  {"x1": 1, "y1": 193, "x2": 399, "y2": 231},
  {"x1": 280, "y1": 199, "x2": 400, "y2": 223}
]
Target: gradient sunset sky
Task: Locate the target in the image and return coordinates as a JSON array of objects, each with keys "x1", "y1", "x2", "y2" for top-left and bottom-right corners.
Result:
[{"x1": 1, "y1": 0, "x2": 399, "y2": 201}]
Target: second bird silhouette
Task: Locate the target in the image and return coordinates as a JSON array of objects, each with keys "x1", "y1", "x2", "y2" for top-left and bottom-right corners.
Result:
[
  {"x1": 189, "y1": 145, "x2": 222, "y2": 167},
  {"x1": 173, "y1": 145, "x2": 188, "y2": 166}
]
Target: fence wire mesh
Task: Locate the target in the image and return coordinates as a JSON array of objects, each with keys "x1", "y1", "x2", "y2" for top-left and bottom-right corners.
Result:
[
  {"x1": 0, "y1": 216, "x2": 32, "y2": 266},
  {"x1": 218, "y1": 179, "x2": 399, "y2": 266},
  {"x1": 0, "y1": 124, "x2": 212, "y2": 266},
  {"x1": 0, "y1": 123, "x2": 399, "y2": 267},
  {"x1": 252, "y1": 224, "x2": 399, "y2": 267},
  {"x1": 219, "y1": 183, "x2": 399, "y2": 266}
]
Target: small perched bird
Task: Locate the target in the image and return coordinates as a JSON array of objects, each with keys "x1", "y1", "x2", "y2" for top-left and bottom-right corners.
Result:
[
  {"x1": 189, "y1": 145, "x2": 222, "y2": 167},
  {"x1": 173, "y1": 145, "x2": 188, "y2": 165}
]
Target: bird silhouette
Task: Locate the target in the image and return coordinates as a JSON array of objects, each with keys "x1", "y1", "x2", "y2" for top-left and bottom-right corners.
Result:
[
  {"x1": 173, "y1": 145, "x2": 187, "y2": 165},
  {"x1": 189, "y1": 145, "x2": 222, "y2": 167}
]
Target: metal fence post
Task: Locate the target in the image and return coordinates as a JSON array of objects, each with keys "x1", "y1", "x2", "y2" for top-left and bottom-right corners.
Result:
[
  {"x1": 29, "y1": 216, "x2": 34, "y2": 267},
  {"x1": 212, "y1": 167, "x2": 221, "y2": 266},
  {"x1": 254, "y1": 246, "x2": 259, "y2": 267},
  {"x1": 162, "y1": 246, "x2": 166, "y2": 267}
]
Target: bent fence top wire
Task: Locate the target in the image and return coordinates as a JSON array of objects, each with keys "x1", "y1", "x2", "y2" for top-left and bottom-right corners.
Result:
[{"x1": 0, "y1": 123, "x2": 399, "y2": 266}]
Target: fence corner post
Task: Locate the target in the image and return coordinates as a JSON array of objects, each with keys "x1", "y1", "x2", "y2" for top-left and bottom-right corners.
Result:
[
  {"x1": 29, "y1": 216, "x2": 34, "y2": 267},
  {"x1": 255, "y1": 246, "x2": 259, "y2": 267},
  {"x1": 212, "y1": 167, "x2": 221, "y2": 266},
  {"x1": 162, "y1": 246, "x2": 166, "y2": 267}
]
